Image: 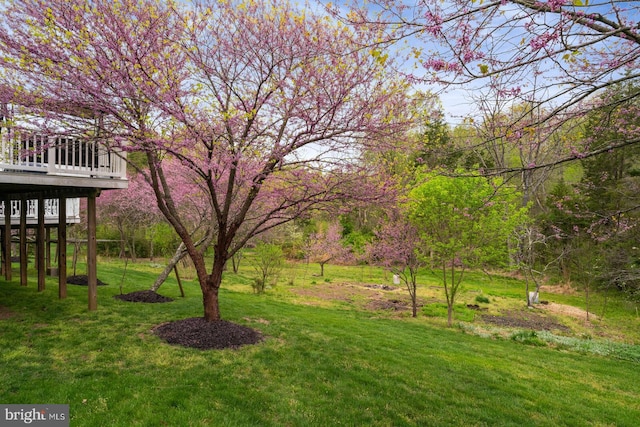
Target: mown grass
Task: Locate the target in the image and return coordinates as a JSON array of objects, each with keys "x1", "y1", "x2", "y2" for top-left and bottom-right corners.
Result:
[{"x1": 1, "y1": 256, "x2": 640, "y2": 426}]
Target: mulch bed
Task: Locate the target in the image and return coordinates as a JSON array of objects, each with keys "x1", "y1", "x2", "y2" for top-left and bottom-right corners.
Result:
[
  {"x1": 366, "y1": 298, "x2": 413, "y2": 311},
  {"x1": 481, "y1": 310, "x2": 571, "y2": 332},
  {"x1": 114, "y1": 290, "x2": 174, "y2": 303},
  {"x1": 67, "y1": 275, "x2": 109, "y2": 286},
  {"x1": 153, "y1": 317, "x2": 264, "y2": 350},
  {"x1": 363, "y1": 284, "x2": 398, "y2": 291}
]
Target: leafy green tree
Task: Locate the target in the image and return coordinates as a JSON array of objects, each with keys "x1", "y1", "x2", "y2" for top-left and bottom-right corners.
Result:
[
  {"x1": 408, "y1": 174, "x2": 527, "y2": 326},
  {"x1": 251, "y1": 243, "x2": 284, "y2": 294},
  {"x1": 412, "y1": 111, "x2": 458, "y2": 170}
]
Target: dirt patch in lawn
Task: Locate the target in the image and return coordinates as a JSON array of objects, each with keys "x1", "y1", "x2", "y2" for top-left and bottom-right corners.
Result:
[
  {"x1": 293, "y1": 282, "x2": 390, "y2": 302},
  {"x1": 366, "y1": 298, "x2": 414, "y2": 312},
  {"x1": 114, "y1": 290, "x2": 174, "y2": 303},
  {"x1": 0, "y1": 305, "x2": 15, "y2": 320},
  {"x1": 291, "y1": 281, "x2": 593, "y2": 327},
  {"x1": 291, "y1": 282, "x2": 421, "y2": 313},
  {"x1": 481, "y1": 310, "x2": 571, "y2": 333},
  {"x1": 540, "y1": 283, "x2": 579, "y2": 295},
  {"x1": 153, "y1": 318, "x2": 263, "y2": 350},
  {"x1": 539, "y1": 301, "x2": 597, "y2": 321}
]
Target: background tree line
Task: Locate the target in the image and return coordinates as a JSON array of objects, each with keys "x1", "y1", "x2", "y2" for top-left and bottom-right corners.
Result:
[{"x1": 81, "y1": 79, "x2": 640, "y2": 316}]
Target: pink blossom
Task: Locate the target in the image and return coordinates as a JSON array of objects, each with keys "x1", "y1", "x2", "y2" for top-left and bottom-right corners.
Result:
[
  {"x1": 423, "y1": 58, "x2": 461, "y2": 72},
  {"x1": 529, "y1": 32, "x2": 558, "y2": 50}
]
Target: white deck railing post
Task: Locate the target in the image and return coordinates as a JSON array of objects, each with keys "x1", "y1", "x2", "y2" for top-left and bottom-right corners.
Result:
[{"x1": 47, "y1": 137, "x2": 56, "y2": 174}]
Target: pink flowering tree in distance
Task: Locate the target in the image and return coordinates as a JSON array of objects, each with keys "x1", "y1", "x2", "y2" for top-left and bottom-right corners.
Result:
[
  {"x1": 367, "y1": 211, "x2": 426, "y2": 318},
  {"x1": 307, "y1": 222, "x2": 352, "y2": 277},
  {"x1": 97, "y1": 172, "x2": 162, "y2": 260},
  {"x1": 331, "y1": 0, "x2": 640, "y2": 174},
  {"x1": 0, "y1": 0, "x2": 411, "y2": 321}
]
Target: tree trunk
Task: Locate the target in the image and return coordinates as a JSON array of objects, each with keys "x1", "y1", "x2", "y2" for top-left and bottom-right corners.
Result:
[
  {"x1": 443, "y1": 262, "x2": 456, "y2": 327},
  {"x1": 202, "y1": 254, "x2": 226, "y2": 321},
  {"x1": 118, "y1": 223, "x2": 127, "y2": 259},
  {"x1": 128, "y1": 236, "x2": 137, "y2": 261},
  {"x1": 231, "y1": 251, "x2": 242, "y2": 273},
  {"x1": 524, "y1": 270, "x2": 531, "y2": 307},
  {"x1": 585, "y1": 282, "x2": 590, "y2": 321},
  {"x1": 409, "y1": 275, "x2": 418, "y2": 318},
  {"x1": 561, "y1": 258, "x2": 571, "y2": 284},
  {"x1": 411, "y1": 294, "x2": 417, "y2": 318},
  {"x1": 150, "y1": 242, "x2": 187, "y2": 292},
  {"x1": 149, "y1": 237, "x2": 154, "y2": 261},
  {"x1": 202, "y1": 282, "x2": 221, "y2": 321}
]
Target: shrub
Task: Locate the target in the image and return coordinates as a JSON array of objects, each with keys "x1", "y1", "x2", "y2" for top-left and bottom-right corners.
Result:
[
  {"x1": 251, "y1": 243, "x2": 284, "y2": 294},
  {"x1": 475, "y1": 295, "x2": 490, "y2": 304},
  {"x1": 252, "y1": 278, "x2": 266, "y2": 294},
  {"x1": 510, "y1": 330, "x2": 547, "y2": 347}
]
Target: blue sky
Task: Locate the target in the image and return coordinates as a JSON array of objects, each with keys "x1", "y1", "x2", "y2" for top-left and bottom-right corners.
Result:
[{"x1": 323, "y1": 0, "x2": 640, "y2": 126}]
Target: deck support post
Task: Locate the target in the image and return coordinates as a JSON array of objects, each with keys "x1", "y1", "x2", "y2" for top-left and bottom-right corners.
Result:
[
  {"x1": 37, "y1": 194, "x2": 45, "y2": 291},
  {"x1": 87, "y1": 190, "x2": 97, "y2": 310},
  {"x1": 58, "y1": 197, "x2": 67, "y2": 299},
  {"x1": 46, "y1": 227, "x2": 52, "y2": 272},
  {"x1": 3, "y1": 197, "x2": 11, "y2": 281},
  {"x1": 20, "y1": 196, "x2": 27, "y2": 286}
]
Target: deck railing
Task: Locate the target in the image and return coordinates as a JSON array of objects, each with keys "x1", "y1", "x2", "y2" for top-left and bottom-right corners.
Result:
[
  {"x1": 0, "y1": 132, "x2": 127, "y2": 179},
  {"x1": 0, "y1": 198, "x2": 81, "y2": 224}
]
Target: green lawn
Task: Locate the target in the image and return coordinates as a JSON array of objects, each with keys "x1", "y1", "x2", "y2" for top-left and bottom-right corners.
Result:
[{"x1": 1, "y1": 257, "x2": 640, "y2": 426}]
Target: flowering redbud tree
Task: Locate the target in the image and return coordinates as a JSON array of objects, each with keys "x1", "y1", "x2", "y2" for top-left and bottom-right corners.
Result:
[
  {"x1": 332, "y1": 0, "x2": 640, "y2": 173},
  {"x1": 367, "y1": 213, "x2": 426, "y2": 317},
  {"x1": 307, "y1": 222, "x2": 352, "y2": 277},
  {"x1": 97, "y1": 172, "x2": 162, "y2": 260},
  {"x1": 0, "y1": 0, "x2": 411, "y2": 320}
]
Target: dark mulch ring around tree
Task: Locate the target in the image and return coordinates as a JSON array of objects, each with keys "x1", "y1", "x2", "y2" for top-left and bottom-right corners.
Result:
[
  {"x1": 67, "y1": 275, "x2": 109, "y2": 287},
  {"x1": 114, "y1": 290, "x2": 174, "y2": 303},
  {"x1": 153, "y1": 317, "x2": 264, "y2": 350}
]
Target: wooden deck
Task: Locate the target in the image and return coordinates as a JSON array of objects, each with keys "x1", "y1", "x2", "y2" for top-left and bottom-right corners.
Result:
[
  {"x1": 0, "y1": 132, "x2": 128, "y2": 310},
  {"x1": 0, "y1": 133, "x2": 127, "y2": 192}
]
